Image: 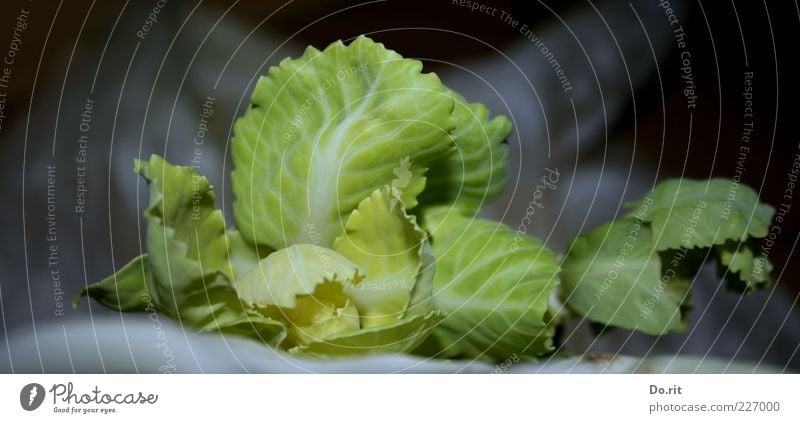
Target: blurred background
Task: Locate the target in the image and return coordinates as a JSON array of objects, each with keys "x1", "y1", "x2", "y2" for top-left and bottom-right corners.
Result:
[{"x1": 0, "y1": 0, "x2": 798, "y2": 372}]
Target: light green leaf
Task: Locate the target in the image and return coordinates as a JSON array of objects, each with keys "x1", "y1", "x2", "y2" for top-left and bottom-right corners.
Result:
[
  {"x1": 626, "y1": 178, "x2": 774, "y2": 251},
  {"x1": 419, "y1": 90, "x2": 511, "y2": 214},
  {"x1": 266, "y1": 281, "x2": 360, "y2": 349},
  {"x1": 212, "y1": 311, "x2": 287, "y2": 347},
  {"x1": 423, "y1": 208, "x2": 559, "y2": 361},
  {"x1": 405, "y1": 242, "x2": 436, "y2": 318},
  {"x1": 715, "y1": 240, "x2": 773, "y2": 293},
  {"x1": 134, "y1": 155, "x2": 233, "y2": 316},
  {"x1": 234, "y1": 244, "x2": 362, "y2": 348},
  {"x1": 178, "y1": 281, "x2": 286, "y2": 346},
  {"x1": 561, "y1": 218, "x2": 688, "y2": 335},
  {"x1": 291, "y1": 311, "x2": 442, "y2": 357},
  {"x1": 390, "y1": 156, "x2": 428, "y2": 210},
  {"x1": 74, "y1": 254, "x2": 151, "y2": 311},
  {"x1": 234, "y1": 244, "x2": 361, "y2": 309},
  {"x1": 232, "y1": 35, "x2": 456, "y2": 250},
  {"x1": 333, "y1": 186, "x2": 427, "y2": 327},
  {"x1": 133, "y1": 155, "x2": 285, "y2": 345},
  {"x1": 226, "y1": 229, "x2": 271, "y2": 280}
]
